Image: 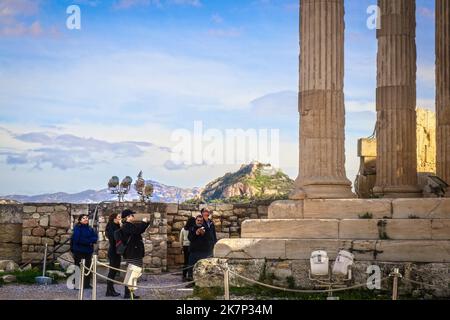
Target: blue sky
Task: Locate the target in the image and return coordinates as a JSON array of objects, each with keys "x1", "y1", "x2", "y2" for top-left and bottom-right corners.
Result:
[{"x1": 0, "y1": 0, "x2": 436, "y2": 195}]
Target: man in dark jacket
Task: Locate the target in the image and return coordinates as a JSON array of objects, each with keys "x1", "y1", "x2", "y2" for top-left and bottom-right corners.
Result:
[
  {"x1": 71, "y1": 214, "x2": 98, "y2": 289},
  {"x1": 105, "y1": 213, "x2": 122, "y2": 297},
  {"x1": 120, "y1": 209, "x2": 150, "y2": 299},
  {"x1": 201, "y1": 208, "x2": 217, "y2": 257},
  {"x1": 187, "y1": 215, "x2": 210, "y2": 281}
]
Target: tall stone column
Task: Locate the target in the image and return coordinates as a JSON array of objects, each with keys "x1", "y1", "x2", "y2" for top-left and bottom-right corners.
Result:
[
  {"x1": 373, "y1": 0, "x2": 421, "y2": 198},
  {"x1": 436, "y1": 0, "x2": 450, "y2": 188},
  {"x1": 290, "y1": 0, "x2": 355, "y2": 200}
]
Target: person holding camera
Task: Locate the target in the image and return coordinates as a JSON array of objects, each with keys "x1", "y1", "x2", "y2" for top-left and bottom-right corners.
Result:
[
  {"x1": 201, "y1": 208, "x2": 217, "y2": 257},
  {"x1": 186, "y1": 214, "x2": 210, "y2": 281},
  {"x1": 71, "y1": 214, "x2": 98, "y2": 290},
  {"x1": 120, "y1": 209, "x2": 150, "y2": 299}
]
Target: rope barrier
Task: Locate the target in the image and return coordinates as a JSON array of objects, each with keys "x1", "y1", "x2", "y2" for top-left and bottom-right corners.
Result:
[
  {"x1": 401, "y1": 278, "x2": 450, "y2": 290},
  {"x1": 80, "y1": 264, "x2": 196, "y2": 290},
  {"x1": 228, "y1": 270, "x2": 391, "y2": 294}
]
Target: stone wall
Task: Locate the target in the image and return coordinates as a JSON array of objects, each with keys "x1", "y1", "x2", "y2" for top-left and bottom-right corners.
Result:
[
  {"x1": 0, "y1": 205, "x2": 23, "y2": 263},
  {"x1": 0, "y1": 201, "x2": 270, "y2": 271},
  {"x1": 166, "y1": 203, "x2": 270, "y2": 268}
]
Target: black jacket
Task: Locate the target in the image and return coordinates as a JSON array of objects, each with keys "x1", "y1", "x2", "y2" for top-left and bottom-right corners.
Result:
[
  {"x1": 203, "y1": 220, "x2": 217, "y2": 254},
  {"x1": 188, "y1": 225, "x2": 211, "y2": 253},
  {"x1": 105, "y1": 222, "x2": 120, "y2": 257},
  {"x1": 120, "y1": 221, "x2": 150, "y2": 260}
]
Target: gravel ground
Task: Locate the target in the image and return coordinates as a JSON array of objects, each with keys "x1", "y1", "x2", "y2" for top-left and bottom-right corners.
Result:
[{"x1": 0, "y1": 273, "x2": 194, "y2": 300}]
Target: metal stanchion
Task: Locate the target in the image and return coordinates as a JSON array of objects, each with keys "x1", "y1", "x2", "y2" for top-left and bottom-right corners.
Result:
[
  {"x1": 224, "y1": 267, "x2": 230, "y2": 300},
  {"x1": 79, "y1": 259, "x2": 85, "y2": 301},
  {"x1": 92, "y1": 255, "x2": 97, "y2": 301},
  {"x1": 390, "y1": 268, "x2": 402, "y2": 301}
]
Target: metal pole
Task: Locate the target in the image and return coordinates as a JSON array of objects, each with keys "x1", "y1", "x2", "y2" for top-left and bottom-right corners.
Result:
[
  {"x1": 92, "y1": 255, "x2": 97, "y2": 300},
  {"x1": 42, "y1": 243, "x2": 48, "y2": 277},
  {"x1": 391, "y1": 268, "x2": 400, "y2": 301},
  {"x1": 79, "y1": 259, "x2": 85, "y2": 301},
  {"x1": 224, "y1": 267, "x2": 230, "y2": 300}
]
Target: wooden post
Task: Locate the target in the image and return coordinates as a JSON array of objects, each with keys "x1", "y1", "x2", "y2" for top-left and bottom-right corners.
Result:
[{"x1": 224, "y1": 267, "x2": 230, "y2": 301}]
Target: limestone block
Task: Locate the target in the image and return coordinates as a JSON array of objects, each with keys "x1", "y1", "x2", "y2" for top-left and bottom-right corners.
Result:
[
  {"x1": 304, "y1": 199, "x2": 392, "y2": 219},
  {"x1": 133, "y1": 213, "x2": 151, "y2": 221},
  {"x1": 375, "y1": 241, "x2": 450, "y2": 263},
  {"x1": 0, "y1": 243, "x2": 21, "y2": 262},
  {"x1": 49, "y1": 212, "x2": 70, "y2": 228},
  {"x1": 432, "y1": 220, "x2": 450, "y2": 240},
  {"x1": 31, "y1": 227, "x2": 46, "y2": 237},
  {"x1": 22, "y1": 219, "x2": 38, "y2": 228},
  {"x1": 214, "y1": 238, "x2": 286, "y2": 259},
  {"x1": 23, "y1": 206, "x2": 36, "y2": 213},
  {"x1": 339, "y1": 220, "x2": 379, "y2": 240},
  {"x1": 37, "y1": 206, "x2": 54, "y2": 213},
  {"x1": 39, "y1": 216, "x2": 49, "y2": 227},
  {"x1": 268, "y1": 200, "x2": 303, "y2": 219},
  {"x1": 71, "y1": 204, "x2": 89, "y2": 217},
  {"x1": 0, "y1": 224, "x2": 22, "y2": 243},
  {"x1": 165, "y1": 204, "x2": 179, "y2": 214},
  {"x1": 22, "y1": 236, "x2": 41, "y2": 245},
  {"x1": 393, "y1": 199, "x2": 450, "y2": 219},
  {"x1": 241, "y1": 219, "x2": 339, "y2": 239},
  {"x1": 0, "y1": 205, "x2": 23, "y2": 224},
  {"x1": 339, "y1": 219, "x2": 432, "y2": 240},
  {"x1": 285, "y1": 239, "x2": 341, "y2": 260}
]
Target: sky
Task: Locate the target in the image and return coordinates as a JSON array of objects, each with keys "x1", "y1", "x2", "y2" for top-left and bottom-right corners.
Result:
[{"x1": 0, "y1": 0, "x2": 436, "y2": 195}]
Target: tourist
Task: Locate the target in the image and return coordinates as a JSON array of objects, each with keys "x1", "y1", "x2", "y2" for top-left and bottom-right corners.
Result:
[
  {"x1": 187, "y1": 214, "x2": 210, "y2": 281},
  {"x1": 179, "y1": 217, "x2": 196, "y2": 281},
  {"x1": 71, "y1": 214, "x2": 98, "y2": 289},
  {"x1": 120, "y1": 209, "x2": 150, "y2": 299},
  {"x1": 105, "y1": 212, "x2": 122, "y2": 297},
  {"x1": 201, "y1": 208, "x2": 218, "y2": 257}
]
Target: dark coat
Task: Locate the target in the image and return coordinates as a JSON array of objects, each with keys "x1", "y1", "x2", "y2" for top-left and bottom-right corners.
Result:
[
  {"x1": 120, "y1": 221, "x2": 150, "y2": 260},
  {"x1": 203, "y1": 220, "x2": 217, "y2": 254},
  {"x1": 71, "y1": 224, "x2": 98, "y2": 255},
  {"x1": 188, "y1": 225, "x2": 210, "y2": 253},
  {"x1": 105, "y1": 222, "x2": 120, "y2": 257}
]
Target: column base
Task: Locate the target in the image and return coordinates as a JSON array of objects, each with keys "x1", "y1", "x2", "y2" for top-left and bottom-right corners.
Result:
[
  {"x1": 373, "y1": 185, "x2": 423, "y2": 198},
  {"x1": 289, "y1": 184, "x2": 355, "y2": 200}
]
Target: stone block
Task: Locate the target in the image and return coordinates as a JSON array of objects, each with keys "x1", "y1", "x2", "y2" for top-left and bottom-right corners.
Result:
[
  {"x1": 214, "y1": 238, "x2": 286, "y2": 259},
  {"x1": 432, "y1": 220, "x2": 450, "y2": 240},
  {"x1": 31, "y1": 227, "x2": 46, "y2": 237},
  {"x1": 339, "y1": 220, "x2": 379, "y2": 239},
  {"x1": 37, "y1": 206, "x2": 54, "y2": 213},
  {"x1": 71, "y1": 204, "x2": 89, "y2": 217},
  {"x1": 268, "y1": 200, "x2": 303, "y2": 219},
  {"x1": 375, "y1": 241, "x2": 450, "y2": 262},
  {"x1": 241, "y1": 219, "x2": 339, "y2": 239},
  {"x1": 49, "y1": 212, "x2": 70, "y2": 228},
  {"x1": 22, "y1": 236, "x2": 41, "y2": 245},
  {"x1": 39, "y1": 216, "x2": 49, "y2": 227},
  {"x1": 0, "y1": 224, "x2": 22, "y2": 243},
  {"x1": 0, "y1": 243, "x2": 21, "y2": 262},
  {"x1": 23, "y1": 206, "x2": 36, "y2": 213},
  {"x1": 0, "y1": 205, "x2": 23, "y2": 224},
  {"x1": 285, "y1": 239, "x2": 342, "y2": 259},
  {"x1": 393, "y1": 198, "x2": 450, "y2": 219},
  {"x1": 165, "y1": 204, "x2": 179, "y2": 214},
  {"x1": 134, "y1": 214, "x2": 151, "y2": 221},
  {"x1": 22, "y1": 219, "x2": 38, "y2": 228},
  {"x1": 304, "y1": 199, "x2": 392, "y2": 219}
]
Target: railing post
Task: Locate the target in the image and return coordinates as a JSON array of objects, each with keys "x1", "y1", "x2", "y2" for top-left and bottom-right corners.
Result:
[
  {"x1": 92, "y1": 255, "x2": 97, "y2": 300},
  {"x1": 224, "y1": 266, "x2": 230, "y2": 301},
  {"x1": 79, "y1": 259, "x2": 85, "y2": 301},
  {"x1": 390, "y1": 268, "x2": 402, "y2": 301}
]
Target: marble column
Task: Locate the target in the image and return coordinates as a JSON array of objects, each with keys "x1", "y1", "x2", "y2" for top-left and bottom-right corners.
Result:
[
  {"x1": 436, "y1": 0, "x2": 450, "y2": 188},
  {"x1": 373, "y1": 0, "x2": 422, "y2": 198},
  {"x1": 290, "y1": 0, "x2": 355, "y2": 200}
]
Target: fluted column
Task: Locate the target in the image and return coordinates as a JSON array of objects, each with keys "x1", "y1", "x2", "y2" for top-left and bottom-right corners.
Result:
[
  {"x1": 290, "y1": 0, "x2": 354, "y2": 200},
  {"x1": 436, "y1": 0, "x2": 450, "y2": 189},
  {"x1": 373, "y1": 0, "x2": 421, "y2": 198}
]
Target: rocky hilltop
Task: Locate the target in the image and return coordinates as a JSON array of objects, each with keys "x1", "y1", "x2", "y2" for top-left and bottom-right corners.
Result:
[{"x1": 199, "y1": 162, "x2": 294, "y2": 202}]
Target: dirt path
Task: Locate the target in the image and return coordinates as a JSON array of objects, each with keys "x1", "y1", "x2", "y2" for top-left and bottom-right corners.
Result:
[{"x1": 0, "y1": 274, "x2": 194, "y2": 300}]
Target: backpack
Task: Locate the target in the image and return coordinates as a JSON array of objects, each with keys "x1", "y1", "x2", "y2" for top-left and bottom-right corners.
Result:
[{"x1": 114, "y1": 228, "x2": 130, "y2": 256}]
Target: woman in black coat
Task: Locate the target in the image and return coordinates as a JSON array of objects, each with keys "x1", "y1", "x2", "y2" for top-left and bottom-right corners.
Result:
[
  {"x1": 105, "y1": 213, "x2": 122, "y2": 297},
  {"x1": 120, "y1": 209, "x2": 150, "y2": 299}
]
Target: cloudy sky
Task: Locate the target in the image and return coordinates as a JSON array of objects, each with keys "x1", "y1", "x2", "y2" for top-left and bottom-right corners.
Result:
[{"x1": 0, "y1": 0, "x2": 436, "y2": 195}]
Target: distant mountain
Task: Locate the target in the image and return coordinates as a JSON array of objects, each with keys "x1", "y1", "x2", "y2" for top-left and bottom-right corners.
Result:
[
  {"x1": 199, "y1": 162, "x2": 294, "y2": 202},
  {"x1": 1, "y1": 180, "x2": 201, "y2": 204}
]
